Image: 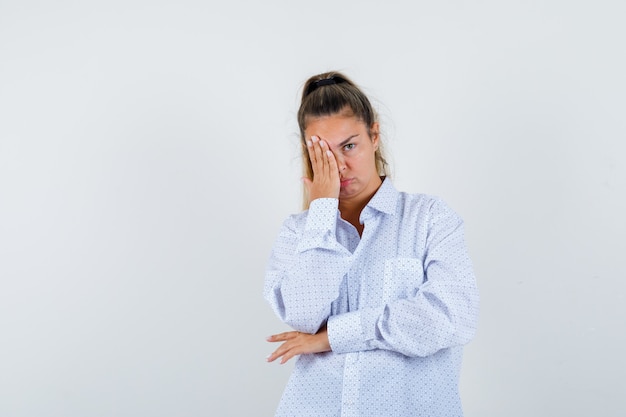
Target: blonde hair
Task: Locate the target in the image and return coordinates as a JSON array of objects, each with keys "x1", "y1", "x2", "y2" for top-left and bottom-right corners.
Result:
[{"x1": 297, "y1": 71, "x2": 389, "y2": 208}]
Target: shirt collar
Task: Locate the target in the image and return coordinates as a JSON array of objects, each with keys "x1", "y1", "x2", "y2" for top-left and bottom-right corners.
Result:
[{"x1": 364, "y1": 177, "x2": 398, "y2": 216}]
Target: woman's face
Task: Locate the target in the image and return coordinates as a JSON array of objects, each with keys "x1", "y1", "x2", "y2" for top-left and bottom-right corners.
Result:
[{"x1": 304, "y1": 111, "x2": 380, "y2": 203}]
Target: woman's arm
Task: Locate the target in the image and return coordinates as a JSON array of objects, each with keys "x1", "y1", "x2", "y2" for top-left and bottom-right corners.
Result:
[
  {"x1": 264, "y1": 136, "x2": 351, "y2": 334},
  {"x1": 326, "y1": 199, "x2": 479, "y2": 357},
  {"x1": 263, "y1": 201, "x2": 352, "y2": 334},
  {"x1": 266, "y1": 199, "x2": 479, "y2": 363}
]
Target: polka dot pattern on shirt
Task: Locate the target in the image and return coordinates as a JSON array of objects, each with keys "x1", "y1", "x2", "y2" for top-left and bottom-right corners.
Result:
[{"x1": 264, "y1": 179, "x2": 479, "y2": 417}]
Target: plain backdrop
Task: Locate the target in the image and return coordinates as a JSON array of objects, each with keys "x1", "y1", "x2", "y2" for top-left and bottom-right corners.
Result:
[{"x1": 1, "y1": 1, "x2": 625, "y2": 416}]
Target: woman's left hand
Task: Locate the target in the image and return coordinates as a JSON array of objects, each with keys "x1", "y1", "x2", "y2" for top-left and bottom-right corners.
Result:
[{"x1": 266, "y1": 326, "x2": 331, "y2": 364}]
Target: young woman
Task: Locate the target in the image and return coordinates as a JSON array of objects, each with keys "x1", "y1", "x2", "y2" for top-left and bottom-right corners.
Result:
[{"x1": 264, "y1": 71, "x2": 479, "y2": 417}]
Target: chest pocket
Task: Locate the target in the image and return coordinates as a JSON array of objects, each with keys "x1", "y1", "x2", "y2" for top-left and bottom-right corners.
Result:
[{"x1": 383, "y1": 257, "x2": 424, "y2": 303}]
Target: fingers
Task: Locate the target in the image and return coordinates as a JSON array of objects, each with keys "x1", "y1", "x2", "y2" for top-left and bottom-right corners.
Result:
[
  {"x1": 305, "y1": 136, "x2": 319, "y2": 167},
  {"x1": 266, "y1": 331, "x2": 313, "y2": 364},
  {"x1": 267, "y1": 342, "x2": 298, "y2": 364},
  {"x1": 266, "y1": 329, "x2": 331, "y2": 364},
  {"x1": 305, "y1": 136, "x2": 340, "y2": 201},
  {"x1": 324, "y1": 146, "x2": 339, "y2": 180},
  {"x1": 307, "y1": 136, "x2": 325, "y2": 173},
  {"x1": 266, "y1": 332, "x2": 304, "y2": 364},
  {"x1": 305, "y1": 137, "x2": 316, "y2": 166},
  {"x1": 307, "y1": 136, "x2": 333, "y2": 175},
  {"x1": 278, "y1": 349, "x2": 298, "y2": 364},
  {"x1": 317, "y1": 139, "x2": 333, "y2": 174},
  {"x1": 266, "y1": 331, "x2": 300, "y2": 363},
  {"x1": 266, "y1": 331, "x2": 299, "y2": 342}
]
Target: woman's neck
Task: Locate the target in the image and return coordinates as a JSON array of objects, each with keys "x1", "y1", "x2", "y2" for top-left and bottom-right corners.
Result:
[{"x1": 338, "y1": 178, "x2": 383, "y2": 234}]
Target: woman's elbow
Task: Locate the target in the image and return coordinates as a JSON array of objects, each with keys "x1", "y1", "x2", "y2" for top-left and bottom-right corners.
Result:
[{"x1": 283, "y1": 308, "x2": 328, "y2": 334}]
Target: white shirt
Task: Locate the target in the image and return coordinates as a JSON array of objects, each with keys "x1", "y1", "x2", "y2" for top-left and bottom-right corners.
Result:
[{"x1": 264, "y1": 178, "x2": 479, "y2": 417}]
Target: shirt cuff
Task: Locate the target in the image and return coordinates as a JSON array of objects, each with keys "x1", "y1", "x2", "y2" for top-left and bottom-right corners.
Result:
[
  {"x1": 295, "y1": 198, "x2": 340, "y2": 253},
  {"x1": 305, "y1": 198, "x2": 339, "y2": 231},
  {"x1": 327, "y1": 307, "x2": 380, "y2": 354}
]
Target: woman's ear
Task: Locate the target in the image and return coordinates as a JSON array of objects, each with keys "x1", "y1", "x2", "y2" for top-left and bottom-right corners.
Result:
[{"x1": 370, "y1": 122, "x2": 380, "y2": 150}]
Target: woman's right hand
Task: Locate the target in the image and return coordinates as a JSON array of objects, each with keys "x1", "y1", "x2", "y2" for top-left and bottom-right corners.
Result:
[
  {"x1": 266, "y1": 325, "x2": 331, "y2": 364},
  {"x1": 303, "y1": 136, "x2": 340, "y2": 202}
]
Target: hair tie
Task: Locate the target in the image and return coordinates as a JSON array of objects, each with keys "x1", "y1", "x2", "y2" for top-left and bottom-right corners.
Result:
[
  {"x1": 315, "y1": 78, "x2": 337, "y2": 87},
  {"x1": 305, "y1": 76, "x2": 345, "y2": 96}
]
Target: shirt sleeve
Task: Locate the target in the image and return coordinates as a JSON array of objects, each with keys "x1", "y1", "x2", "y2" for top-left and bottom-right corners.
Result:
[
  {"x1": 263, "y1": 198, "x2": 353, "y2": 334},
  {"x1": 327, "y1": 198, "x2": 479, "y2": 357}
]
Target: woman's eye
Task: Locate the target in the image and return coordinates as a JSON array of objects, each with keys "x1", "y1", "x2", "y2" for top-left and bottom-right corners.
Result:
[{"x1": 344, "y1": 143, "x2": 355, "y2": 151}]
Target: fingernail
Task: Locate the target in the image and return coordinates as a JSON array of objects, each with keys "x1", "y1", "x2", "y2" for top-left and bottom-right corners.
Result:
[
  {"x1": 311, "y1": 136, "x2": 318, "y2": 142},
  {"x1": 326, "y1": 150, "x2": 333, "y2": 156},
  {"x1": 306, "y1": 140, "x2": 312, "y2": 147},
  {"x1": 266, "y1": 336, "x2": 272, "y2": 341}
]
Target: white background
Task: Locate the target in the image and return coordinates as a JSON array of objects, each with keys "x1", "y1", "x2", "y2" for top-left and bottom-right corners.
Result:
[{"x1": 1, "y1": 1, "x2": 625, "y2": 416}]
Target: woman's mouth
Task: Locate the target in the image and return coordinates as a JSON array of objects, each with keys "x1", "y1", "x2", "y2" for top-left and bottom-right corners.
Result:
[{"x1": 340, "y1": 178, "x2": 353, "y2": 187}]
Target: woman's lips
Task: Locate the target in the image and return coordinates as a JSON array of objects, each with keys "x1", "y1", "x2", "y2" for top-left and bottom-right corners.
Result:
[{"x1": 340, "y1": 178, "x2": 353, "y2": 187}]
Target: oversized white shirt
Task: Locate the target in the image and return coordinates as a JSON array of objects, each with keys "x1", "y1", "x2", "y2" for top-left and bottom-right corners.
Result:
[{"x1": 264, "y1": 178, "x2": 479, "y2": 417}]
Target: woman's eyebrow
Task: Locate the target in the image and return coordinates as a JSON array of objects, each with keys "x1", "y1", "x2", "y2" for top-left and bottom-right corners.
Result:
[{"x1": 338, "y1": 134, "x2": 359, "y2": 147}]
